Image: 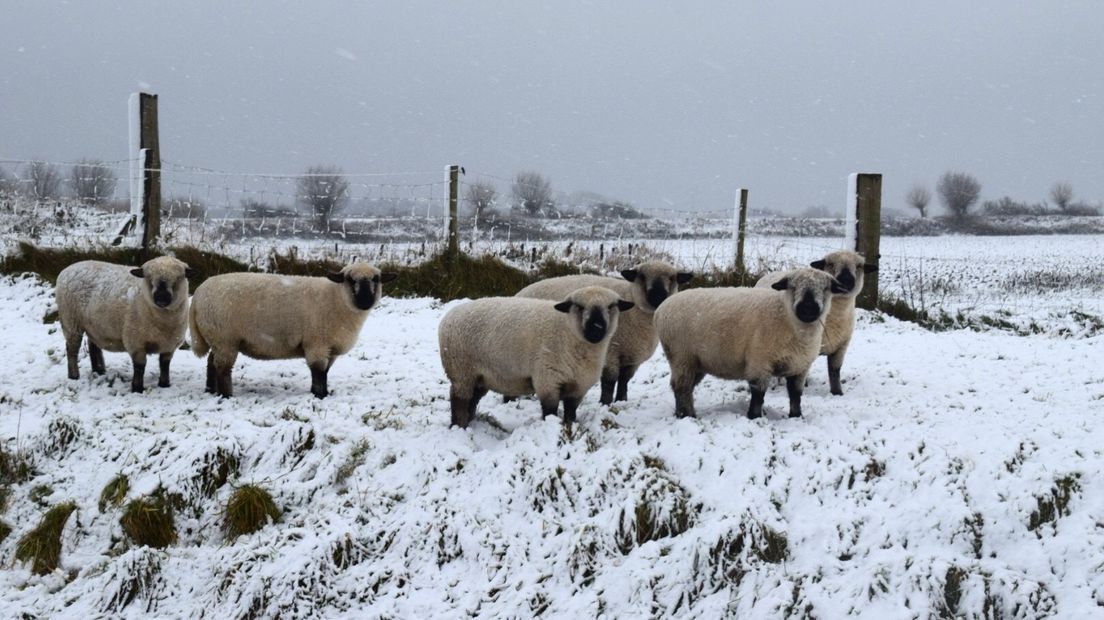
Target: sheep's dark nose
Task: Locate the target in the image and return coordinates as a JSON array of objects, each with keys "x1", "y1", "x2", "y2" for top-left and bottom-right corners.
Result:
[
  {"x1": 837, "y1": 269, "x2": 855, "y2": 292},
  {"x1": 646, "y1": 283, "x2": 669, "y2": 308},
  {"x1": 153, "y1": 283, "x2": 173, "y2": 308},
  {"x1": 583, "y1": 308, "x2": 607, "y2": 343},
  {"x1": 795, "y1": 291, "x2": 821, "y2": 323}
]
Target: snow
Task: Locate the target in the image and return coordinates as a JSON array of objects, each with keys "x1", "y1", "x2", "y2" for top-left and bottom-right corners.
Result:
[{"x1": 0, "y1": 270, "x2": 1101, "y2": 617}]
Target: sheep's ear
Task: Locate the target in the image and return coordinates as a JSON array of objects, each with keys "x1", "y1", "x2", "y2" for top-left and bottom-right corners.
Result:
[
  {"x1": 620, "y1": 269, "x2": 638, "y2": 282},
  {"x1": 130, "y1": 268, "x2": 144, "y2": 278},
  {"x1": 554, "y1": 300, "x2": 573, "y2": 313},
  {"x1": 810, "y1": 259, "x2": 827, "y2": 270},
  {"x1": 830, "y1": 281, "x2": 849, "y2": 294},
  {"x1": 380, "y1": 272, "x2": 399, "y2": 284},
  {"x1": 676, "y1": 272, "x2": 693, "y2": 284},
  {"x1": 863, "y1": 264, "x2": 878, "y2": 274},
  {"x1": 184, "y1": 267, "x2": 196, "y2": 278},
  {"x1": 770, "y1": 278, "x2": 789, "y2": 291},
  {"x1": 617, "y1": 300, "x2": 635, "y2": 312},
  {"x1": 326, "y1": 272, "x2": 345, "y2": 283}
]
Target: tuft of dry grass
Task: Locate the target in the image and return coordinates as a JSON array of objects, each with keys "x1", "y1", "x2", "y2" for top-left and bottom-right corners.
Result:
[
  {"x1": 15, "y1": 501, "x2": 77, "y2": 575},
  {"x1": 120, "y1": 494, "x2": 177, "y2": 549},
  {"x1": 0, "y1": 520, "x2": 11, "y2": 544},
  {"x1": 1, "y1": 443, "x2": 36, "y2": 485},
  {"x1": 224, "y1": 484, "x2": 281, "y2": 540},
  {"x1": 99, "y1": 474, "x2": 130, "y2": 512}
]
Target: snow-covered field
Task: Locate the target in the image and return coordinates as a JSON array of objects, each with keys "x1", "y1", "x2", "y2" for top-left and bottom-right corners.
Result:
[{"x1": 1, "y1": 265, "x2": 1102, "y2": 617}]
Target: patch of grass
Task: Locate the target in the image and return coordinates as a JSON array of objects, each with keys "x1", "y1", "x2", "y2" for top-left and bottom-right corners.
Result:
[
  {"x1": 171, "y1": 246, "x2": 251, "y2": 290},
  {"x1": 224, "y1": 484, "x2": 281, "y2": 539},
  {"x1": 0, "y1": 443, "x2": 36, "y2": 485},
  {"x1": 192, "y1": 447, "x2": 241, "y2": 497},
  {"x1": 267, "y1": 247, "x2": 342, "y2": 277},
  {"x1": 99, "y1": 474, "x2": 129, "y2": 512},
  {"x1": 101, "y1": 548, "x2": 164, "y2": 613},
  {"x1": 382, "y1": 251, "x2": 531, "y2": 301},
  {"x1": 617, "y1": 469, "x2": 697, "y2": 553},
  {"x1": 29, "y1": 484, "x2": 53, "y2": 506},
  {"x1": 0, "y1": 241, "x2": 150, "y2": 284},
  {"x1": 43, "y1": 416, "x2": 82, "y2": 457},
  {"x1": 532, "y1": 257, "x2": 599, "y2": 279},
  {"x1": 15, "y1": 501, "x2": 77, "y2": 575},
  {"x1": 1028, "y1": 474, "x2": 1081, "y2": 532},
  {"x1": 683, "y1": 266, "x2": 759, "y2": 289},
  {"x1": 0, "y1": 519, "x2": 11, "y2": 544},
  {"x1": 0, "y1": 485, "x2": 10, "y2": 512},
  {"x1": 941, "y1": 565, "x2": 966, "y2": 619},
  {"x1": 120, "y1": 494, "x2": 177, "y2": 549},
  {"x1": 334, "y1": 440, "x2": 371, "y2": 489}
]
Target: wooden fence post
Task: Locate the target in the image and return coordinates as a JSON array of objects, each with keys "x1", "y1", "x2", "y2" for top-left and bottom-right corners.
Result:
[
  {"x1": 734, "y1": 188, "x2": 748, "y2": 276},
  {"x1": 139, "y1": 93, "x2": 161, "y2": 252},
  {"x1": 446, "y1": 164, "x2": 460, "y2": 263},
  {"x1": 851, "y1": 173, "x2": 882, "y2": 310}
]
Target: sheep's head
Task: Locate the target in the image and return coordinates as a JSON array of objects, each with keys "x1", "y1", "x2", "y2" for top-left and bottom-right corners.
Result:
[
  {"x1": 620, "y1": 261, "x2": 693, "y2": 313},
  {"x1": 771, "y1": 268, "x2": 843, "y2": 324},
  {"x1": 810, "y1": 251, "x2": 877, "y2": 298},
  {"x1": 554, "y1": 285, "x2": 634, "y2": 344},
  {"x1": 327, "y1": 262, "x2": 398, "y2": 311},
  {"x1": 130, "y1": 257, "x2": 192, "y2": 310}
]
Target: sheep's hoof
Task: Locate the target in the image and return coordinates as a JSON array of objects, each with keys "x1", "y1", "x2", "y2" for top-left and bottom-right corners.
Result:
[
  {"x1": 788, "y1": 412, "x2": 803, "y2": 419},
  {"x1": 131, "y1": 386, "x2": 144, "y2": 394},
  {"x1": 158, "y1": 380, "x2": 171, "y2": 388},
  {"x1": 312, "y1": 389, "x2": 329, "y2": 399},
  {"x1": 746, "y1": 411, "x2": 762, "y2": 420},
  {"x1": 830, "y1": 388, "x2": 844, "y2": 396},
  {"x1": 68, "y1": 372, "x2": 79, "y2": 380}
]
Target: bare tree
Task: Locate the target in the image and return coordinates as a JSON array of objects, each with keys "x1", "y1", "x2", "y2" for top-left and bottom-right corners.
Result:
[
  {"x1": 511, "y1": 171, "x2": 554, "y2": 217},
  {"x1": 1050, "y1": 181, "x2": 1074, "y2": 213},
  {"x1": 296, "y1": 166, "x2": 349, "y2": 231},
  {"x1": 465, "y1": 180, "x2": 497, "y2": 219},
  {"x1": 936, "y1": 171, "x2": 981, "y2": 220},
  {"x1": 905, "y1": 184, "x2": 932, "y2": 218},
  {"x1": 70, "y1": 159, "x2": 118, "y2": 205},
  {"x1": 0, "y1": 166, "x2": 17, "y2": 197},
  {"x1": 28, "y1": 161, "x2": 62, "y2": 200}
]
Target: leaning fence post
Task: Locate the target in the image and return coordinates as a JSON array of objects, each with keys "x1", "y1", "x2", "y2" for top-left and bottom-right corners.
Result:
[
  {"x1": 733, "y1": 188, "x2": 748, "y2": 277},
  {"x1": 445, "y1": 164, "x2": 460, "y2": 264},
  {"x1": 847, "y1": 173, "x2": 882, "y2": 310}
]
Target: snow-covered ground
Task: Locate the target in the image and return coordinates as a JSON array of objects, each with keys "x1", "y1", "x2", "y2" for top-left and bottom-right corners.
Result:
[{"x1": 0, "y1": 271, "x2": 1101, "y2": 617}]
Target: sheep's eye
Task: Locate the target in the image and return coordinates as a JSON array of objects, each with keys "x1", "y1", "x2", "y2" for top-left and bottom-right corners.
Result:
[{"x1": 372, "y1": 275, "x2": 381, "y2": 283}]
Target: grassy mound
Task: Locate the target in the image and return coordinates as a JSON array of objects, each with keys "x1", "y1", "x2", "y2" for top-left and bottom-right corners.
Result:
[
  {"x1": 99, "y1": 474, "x2": 129, "y2": 512},
  {"x1": 120, "y1": 494, "x2": 177, "y2": 549},
  {"x1": 224, "y1": 484, "x2": 281, "y2": 539},
  {"x1": 15, "y1": 501, "x2": 77, "y2": 575}
]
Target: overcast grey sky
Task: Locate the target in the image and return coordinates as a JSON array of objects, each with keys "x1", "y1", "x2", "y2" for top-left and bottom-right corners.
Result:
[{"x1": 2, "y1": 1, "x2": 1101, "y2": 214}]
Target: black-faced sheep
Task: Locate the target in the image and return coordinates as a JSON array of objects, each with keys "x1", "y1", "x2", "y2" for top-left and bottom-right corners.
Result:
[
  {"x1": 189, "y1": 262, "x2": 397, "y2": 398},
  {"x1": 56, "y1": 257, "x2": 192, "y2": 393},
  {"x1": 654, "y1": 268, "x2": 845, "y2": 420},
  {"x1": 514, "y1": 261, "x2": 692, "y2": 404},
  {"x1": 438, "y1": 286, "x2": 634, "y2": 428},
  {"x1": 755, "y1": 250, "x2": 876, "y2": 395}
]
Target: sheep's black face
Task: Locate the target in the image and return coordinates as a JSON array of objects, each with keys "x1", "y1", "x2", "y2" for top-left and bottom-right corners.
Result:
[
  {"x1": 836, "y1": 268, "x2": 856, "y2": 293},
  {"x1": 645, "y1": 281, "x2": 669, "y2": 309},
  {"x1": 350, "y1": 277, "x2": 377, "y2": 310},
  {"x1": 795, "y1": 291, "x2": 822, "y2": 323},
  {"x1": 582, "y1": 307, "x2": 608, "y2": 343},
  {"x1": 153, "y1": 281, "x2": 174, "y2": 308}
]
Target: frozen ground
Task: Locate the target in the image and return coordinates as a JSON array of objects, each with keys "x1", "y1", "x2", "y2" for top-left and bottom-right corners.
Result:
[{"x1": 0, "y1": 273, "x2": 1101, "y2": 618}]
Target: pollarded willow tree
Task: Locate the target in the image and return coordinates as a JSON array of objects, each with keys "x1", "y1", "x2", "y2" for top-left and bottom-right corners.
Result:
[{"x1": 297, "y1": 166, "x2": 350, "y2": 231}]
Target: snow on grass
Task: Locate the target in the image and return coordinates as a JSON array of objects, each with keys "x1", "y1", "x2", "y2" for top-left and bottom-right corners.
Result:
[{"x1": 0, "y1": 273, "x2": 1102, "y2": 617}]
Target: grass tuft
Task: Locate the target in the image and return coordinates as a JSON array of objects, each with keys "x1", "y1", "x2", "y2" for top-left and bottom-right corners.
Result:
[
  {"x1": 1028, "y1": 474, "x2": 1081, "y2": 532},
  {"x1": 0, "y1": 443, "x2": 36, "y2": 485},
  {"x1": 224, "y1": 484, "x2": 281, "y2": 539},
  {"x1": 617, "y1": 467, "x2": 697, "y2": 553},
  {"x1": 193, "y1": 447, "x2": 241, "y2": 497},
  {"x1": 15, "y1": 501, "x2": 77, "y2": 575},
  {"x1": 99, "y1": 474, "x2": 130, "y2": 512},
  {"x1": 0, "y1": 520, "x2": 11, "y2": 544},
  {"x1": 383, "y1": 251, "x2": 531, "y2": 301},
  {"x1": 120, "y1": 494, "x2": 177, "y2": 549},
  {"x1": 43, "y1": 416, "x2": 82, "y2": 457}
]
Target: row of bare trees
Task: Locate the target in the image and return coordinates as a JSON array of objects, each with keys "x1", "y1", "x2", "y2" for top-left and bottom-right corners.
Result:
[
  {"x1": 906, "y1": 173, "x2": 1093, "y2": 219},
  {"x1": 0, "y1": 160, "x2": 118, "y2": 204}
]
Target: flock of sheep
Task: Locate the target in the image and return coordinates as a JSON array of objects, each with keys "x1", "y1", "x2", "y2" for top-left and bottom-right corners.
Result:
[{"x1": 54, "y1": 250, "x2": 874, "y2": 425}]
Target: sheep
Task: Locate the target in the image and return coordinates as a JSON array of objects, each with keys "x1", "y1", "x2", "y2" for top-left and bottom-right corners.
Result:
[
  {"x1": 654, "y1": 268, "x2": 845, "y2": 420},
  {"x1": 515, "y1": 261, "x2": 692, "y2": 404},
  {"x1": 755, "y1": 250, "x2": 877, "y2": 395},
  {"x1": 55, "y1": 257, "x2": 192, "y2": 393},
  {"x1": 189, "y1": 262, "x2": 397, "y2": 398},
  {"x1": 438, "y1": 286, "x2": 634, "y2": 428}
]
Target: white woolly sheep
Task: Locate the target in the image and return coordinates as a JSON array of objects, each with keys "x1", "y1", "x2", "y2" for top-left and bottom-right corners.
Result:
[
  {"x1": 56, "y1": 257, "x2": 192, "y2": 393},
  {"x1": 515, "y1": 261, "x2": 692, "y2": 404},
  {"x1": 654, "y1": 268, "x2": 845, "y2": 419},
  {"x1": 189, "y1": 262, "x2": 397, "y2": 398},
  {"x1": 438, "y1": 286, "x2": 634, "y2": 428},
  {"x1": 755, "y1": 250, "x2": 876, "y2": 395}
]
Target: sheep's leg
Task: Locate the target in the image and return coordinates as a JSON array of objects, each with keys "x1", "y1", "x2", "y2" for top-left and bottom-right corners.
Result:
[
  {"x1": 450, "y1": 383, "x2": 473, "y2": 428},
  {"x1": 467, "y1": 384, "x2": 488, "y2": 421},
  {"x1": 89, "y1": 341, "x2": 106, "y2": 375},
  {"x1": 614, "y1": 364, "x2": 638, "y2": 402},
  {"x1": 561, "y1": 396, "x2": 580, "y2": 425},
  {"x1": 205, "y1": 355, "x2": 217, "y2": 393},
  {"x1": 539, "y1": 393, "x2": 560, "y2": 419},
  {"x1": 129, "y1": 350, "x2": 147, "y2": 393},
  {"x1": 670, "y1": 364, "x2": 697, "y2": 418},
  {"x1": 827, "y1": 351, "x2": 846, "y2": 396},
  {"x1": 599, "y1": 367, "x2": 618, "y2": 405},
  {"x1": 785, "y1": 374, "x2": 806, "y2": 418},
  {"x1": 64, "y1": 328, "x2": 83, "y2": 380},
  {"x1": 158, "y1": 352, "x2": 173, "y2": 388},
  {"x1": 309, "y1": 361, "x2": 330, "y2": 399},
  {"x1": 213, "y1": 349, "x2": 237, "y2": 398},
  {"x1": 746, "y1": 379, "x2": 767, "y2": 420}
]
